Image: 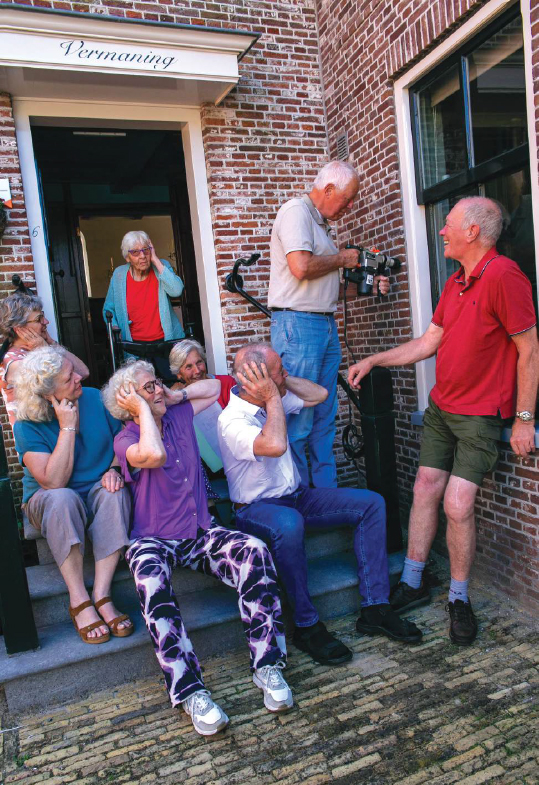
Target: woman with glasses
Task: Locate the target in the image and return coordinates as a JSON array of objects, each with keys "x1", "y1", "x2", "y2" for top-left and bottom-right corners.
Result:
[
  {"x1": 102, "y1": 231, "x2": 185, "y2": 383},
  {"x1": 0, "y1": 293, "x2": 89, "y2": 429}
]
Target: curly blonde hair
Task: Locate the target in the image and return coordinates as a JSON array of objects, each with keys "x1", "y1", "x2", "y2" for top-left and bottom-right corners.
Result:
[
  {"x1": 15, "y1": 346, "x2": 65, "y2": 422},
  {"x1": 101, "y1": 360, "x2": 154, "y2": 421}
]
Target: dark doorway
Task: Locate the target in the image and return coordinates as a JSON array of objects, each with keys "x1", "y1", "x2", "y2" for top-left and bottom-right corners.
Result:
[{"x1": 31, "y1": 126, "x2": 203, "y2": 386}]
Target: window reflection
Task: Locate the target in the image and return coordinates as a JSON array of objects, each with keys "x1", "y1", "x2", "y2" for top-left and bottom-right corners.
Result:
[
  {"x1": 485, "y1": 170, "x2": 537, "y2": 314},
  {"x1": 417, "y1": 63, "x2": 467, "y2": 188},
  {"x1": 468, "y1": 18, "x2": 527, "y2": 164}
]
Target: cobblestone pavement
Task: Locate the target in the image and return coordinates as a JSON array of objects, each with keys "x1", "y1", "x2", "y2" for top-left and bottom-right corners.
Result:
[{"x1": 1, "y1": 580, "x2": 538, "y2": 785}]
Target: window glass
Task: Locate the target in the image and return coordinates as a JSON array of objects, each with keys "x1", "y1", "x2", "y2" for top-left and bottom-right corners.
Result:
[
  {"x1": 484, "y1": 169, "x2": 537, "y2": 314},
  {"x1": 468, "y1": 18, "x2": 527, "y2": 165},
  {"x1": 417, "y1": 63, "x2": 467, "y2": 188}
]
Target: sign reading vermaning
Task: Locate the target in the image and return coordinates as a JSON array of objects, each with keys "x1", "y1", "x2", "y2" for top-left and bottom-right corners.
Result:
[{"x1": 0, "y1": 30, "x2": 236, "y2": 80}]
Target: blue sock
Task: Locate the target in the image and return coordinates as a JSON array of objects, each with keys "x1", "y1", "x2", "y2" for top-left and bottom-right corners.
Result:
[
  {"x1": 449, "y1": 578, "x2": 469, "y2": 604},
  {"x1": 401, "y1": 557, "x2": 426, "y2": 589}
]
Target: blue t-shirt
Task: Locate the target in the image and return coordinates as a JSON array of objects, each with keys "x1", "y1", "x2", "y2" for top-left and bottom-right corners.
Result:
[{"x1": 14, "y1": 388, "x2": 122, "y2": 504}]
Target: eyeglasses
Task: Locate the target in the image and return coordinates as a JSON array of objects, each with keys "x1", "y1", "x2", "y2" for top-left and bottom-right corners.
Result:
[
  {"x1": 26, "y1": 313, "x2": 47, "y2": 325},
  {"x1": 129, "y1": 247, "x2": 151, "y2": 257},
  {"x1": 137, "y1": 378, "x2": 164, "y2": 394}
]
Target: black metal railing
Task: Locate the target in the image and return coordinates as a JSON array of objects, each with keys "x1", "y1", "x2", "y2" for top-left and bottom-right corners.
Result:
[
  {"x1": 225, "y1": 254, "x2": 403, "y2": 552},
  {"x1": 0, "y1": 433, "x2": 39, "y2": 654}
]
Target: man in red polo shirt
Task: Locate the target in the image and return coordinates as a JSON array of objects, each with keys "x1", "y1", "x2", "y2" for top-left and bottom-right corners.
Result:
[{"x1": 347, "y1": 196, "x2": 538, "y2": 645}]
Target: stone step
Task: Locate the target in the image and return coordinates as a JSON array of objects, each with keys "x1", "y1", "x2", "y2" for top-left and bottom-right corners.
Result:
[
  {"x1": 27, "y1": 527, "x2": 354, "y2": 629},
  {"x1": 1, "y1": 550, "x2": 404, "y2": 715}
]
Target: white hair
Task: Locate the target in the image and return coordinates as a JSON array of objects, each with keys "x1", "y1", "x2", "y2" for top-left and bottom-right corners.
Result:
[
  {"x1": 101, "y1": 359, "x2": 154, "y2": 421},
  {"x1": 169, "y1": 339, "x2": 206, "y2": 377},
  {"x1": 121, "y1": 231, "x2": 151, "y2": 260},
  {"x1": 15, "y1": 346, "x2": 65, "y2": 423},
  {"x1": 459, "y1": 197, "x2": 503, "y2": 246},
  {"x1": 313, "y1": 161, "x2": 359, "y2": 191}
]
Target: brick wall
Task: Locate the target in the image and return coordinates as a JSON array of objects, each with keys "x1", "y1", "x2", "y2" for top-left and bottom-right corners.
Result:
[{"x1": 315, "y1": 0, "x2": 539, "y2": 612}]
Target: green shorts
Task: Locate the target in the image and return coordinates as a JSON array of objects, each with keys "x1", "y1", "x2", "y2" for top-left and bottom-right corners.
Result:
[{"x1": 418, "y1": 397, "x2": 503, "y2": 486}]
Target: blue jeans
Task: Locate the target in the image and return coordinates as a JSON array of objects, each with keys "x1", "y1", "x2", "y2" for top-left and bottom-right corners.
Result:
[
  {"x1": 271, "y1": 310, "x2": 341, "y2": 488},
  {"x1": 235, "y1": 487, "x2": 390, "y2": 627}
]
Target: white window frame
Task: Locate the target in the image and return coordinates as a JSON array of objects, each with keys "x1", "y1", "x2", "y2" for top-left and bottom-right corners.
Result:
[
  {"x1": 394, "y1": 0, "x2": 538, "y2": 410},
  {"x1": 13, "y1": 98, "x2": 227, "y2": 375}
]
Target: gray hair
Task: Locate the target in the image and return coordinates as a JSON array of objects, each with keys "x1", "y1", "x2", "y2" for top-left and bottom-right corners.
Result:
[
  {"x1": 101, "y1": 360, "x2": 154, "y2": 421},
  {"x1": 0, "y1": 293, "x2": 43, "y2": 343},
  {"x1": 459, "y1": 197, "x2": 503, "y2": 246},
  {"x1": 313, "y1": 161, "x2": 359, "y2": 191},
  {"x1": 121, "y1": 230, "x2": 151, "y2": 260},
  {"x1": 169, "y1": 339, "x2": 206, "y2": 377},
  {"x1": 15, "y1": 345, "x2": 65, "y2": 423},
  {"x1": 233, "y1": 341, "x2": 273, "y2": 393}
]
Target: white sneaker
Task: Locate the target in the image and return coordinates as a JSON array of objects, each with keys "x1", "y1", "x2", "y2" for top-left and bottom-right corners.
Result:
[
  {"x1": 182, "y1": 690, "x2": 229, "y2": 736},
  {"x1": 253, "y1": 663, "x2": 293, "y2": 713}
]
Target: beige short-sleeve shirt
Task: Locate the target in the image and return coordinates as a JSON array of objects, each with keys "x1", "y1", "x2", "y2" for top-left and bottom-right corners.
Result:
[{"x1": 268, "y1": 194, "x2": 340, "y2": 312}]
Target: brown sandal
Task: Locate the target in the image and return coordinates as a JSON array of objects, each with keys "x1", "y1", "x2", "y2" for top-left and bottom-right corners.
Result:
[
  {"x1": 94, "y1": 596, "x2": 134, "y2": 638},
  {"x1": 69, "y1": 600, "x2": 110, "y2": 645}
]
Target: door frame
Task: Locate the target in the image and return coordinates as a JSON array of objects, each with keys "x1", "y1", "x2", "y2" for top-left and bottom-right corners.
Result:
[{"x1": 13, "y1": 98, "x2": 227, "y2": 375}]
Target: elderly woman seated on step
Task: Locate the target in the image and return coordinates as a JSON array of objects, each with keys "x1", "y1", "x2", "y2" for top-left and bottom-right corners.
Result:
[
  {"x1": 101, "y1": 360, "x2": 292, "y2": 737},
  {"x1": 13, "y1": 346, "x2": 133, "y2": 644}
]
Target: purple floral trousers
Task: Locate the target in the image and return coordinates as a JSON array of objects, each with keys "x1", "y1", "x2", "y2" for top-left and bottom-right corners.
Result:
[{"x1": 125, "y1": 524, "x2": 287, "y2": 706}]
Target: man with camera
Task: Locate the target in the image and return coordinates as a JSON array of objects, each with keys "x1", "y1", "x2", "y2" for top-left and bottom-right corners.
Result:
[
  {"x1": 348, "y1": 196, "x2": 538, "y2": 646},
  {"x1": 269, "y1": 160, "x2": 389, "y2": 489},
  {"x1": 218, "y1": 342, "x2": 422, "y2": 668}
]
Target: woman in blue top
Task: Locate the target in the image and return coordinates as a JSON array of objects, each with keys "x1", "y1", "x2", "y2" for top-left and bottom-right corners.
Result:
[
  {"x1": 103, "y1": 230, "x2": 185, "y2": 382},
  {"x1": 13, "y1": 346, "x2": 133, "y2": 645}
]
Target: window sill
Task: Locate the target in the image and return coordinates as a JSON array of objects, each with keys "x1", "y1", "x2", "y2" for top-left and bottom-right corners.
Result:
[{"x1": 411, "y1": 411, "x2": 539, "y2": 448}]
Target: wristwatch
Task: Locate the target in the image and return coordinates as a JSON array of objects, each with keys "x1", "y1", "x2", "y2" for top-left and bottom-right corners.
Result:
[{"x1": 515, "y1": 411, "x2": 534, "y2": 422}]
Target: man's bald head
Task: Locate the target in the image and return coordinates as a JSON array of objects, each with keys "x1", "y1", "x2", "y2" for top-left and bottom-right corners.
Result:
[
  {"x1": 233, "y1": 342, "x2": 275, "y2": 378},
  {"x1": 233, "y1": 342, "x2": 288, "y2": 398}
]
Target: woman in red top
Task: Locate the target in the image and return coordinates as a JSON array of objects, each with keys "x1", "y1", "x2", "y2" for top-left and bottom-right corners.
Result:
[
  {"x1": 102, "y1": 231, "x2": 184, "y2": 384},
  {"x1": 0, "y1": 293, "x2": 89, "y2": 429}
]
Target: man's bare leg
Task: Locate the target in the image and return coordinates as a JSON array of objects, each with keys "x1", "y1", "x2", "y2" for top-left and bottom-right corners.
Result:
[
  {"x1": 443, "y1": 475, "x2": 480, "y2": 645},
  {"x1": 443, "y1": 475, "x2": 479, "y2": 581},
  {"x1": 407, "y1": 467, "x2": 451, "y2": 561},
  {"x1": 391, "y1": 467, "x2": 450, "y2": 612}
]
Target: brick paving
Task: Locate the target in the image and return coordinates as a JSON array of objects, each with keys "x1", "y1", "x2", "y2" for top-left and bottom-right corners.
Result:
[{"x1": 1, "y1": 580, "x2": 538, "y2": 785}]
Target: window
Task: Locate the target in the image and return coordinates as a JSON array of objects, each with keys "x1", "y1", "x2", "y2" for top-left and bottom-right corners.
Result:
[{"x1": 410, "y1": 9, "x2": 536, "y2": 311}]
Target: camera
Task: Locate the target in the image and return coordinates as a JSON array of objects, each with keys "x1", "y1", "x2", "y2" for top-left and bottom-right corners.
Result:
[{"x1": 343, "y1": 245, "x2": 401, "y2": 296}]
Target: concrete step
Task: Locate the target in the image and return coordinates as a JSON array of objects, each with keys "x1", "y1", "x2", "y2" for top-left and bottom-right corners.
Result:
[
  {"x1": 1, "y1": 550, "x2": 404, "y2": 715},
  {"x1": 27, "y1": 527, "x2": 354, "y2": 629}
]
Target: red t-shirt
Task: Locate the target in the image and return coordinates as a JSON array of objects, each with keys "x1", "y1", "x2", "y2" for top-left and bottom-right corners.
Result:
[
  {"x1": 126, "y1": 268, "x2": 164, "y2": 341},
  {"x1": 216, "y1": 374, "x2": 236, "y2": 409},
  {"x1": 430, "y1": 249, "x2": 536, "y2": 418}
]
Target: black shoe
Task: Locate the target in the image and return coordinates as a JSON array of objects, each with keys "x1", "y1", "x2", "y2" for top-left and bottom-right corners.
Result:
[
  {"x1": 356, "y1": 604, "x2": 423, "y2": 644},
  {"x1": 389, "y1": 580, "x2": 430, "y2": 614},
  {"x1": 292, "y1": 621, "x2": 353, "y2": 666},
  {"x1": 446, "y1": 600, "x2": 477, "y2": 645}
]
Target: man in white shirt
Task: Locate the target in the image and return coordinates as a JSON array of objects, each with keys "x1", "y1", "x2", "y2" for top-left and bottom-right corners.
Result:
[
  {"x1": 218, "y1": 342, "x2": 422, "y2": 667},
  {"x1": 269, "y1": 160, "x2": 389, "y2": 489}
]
